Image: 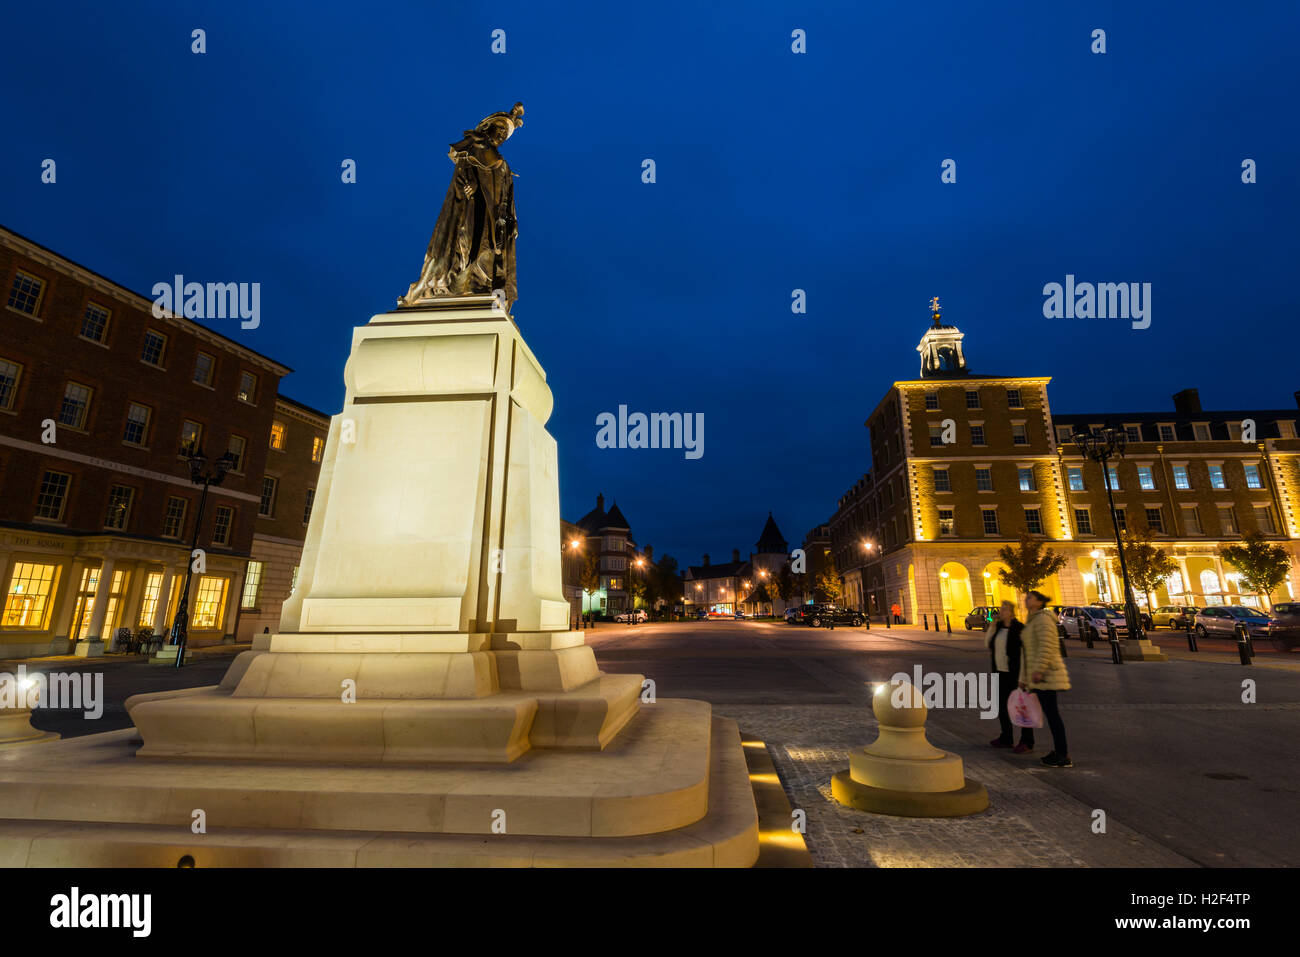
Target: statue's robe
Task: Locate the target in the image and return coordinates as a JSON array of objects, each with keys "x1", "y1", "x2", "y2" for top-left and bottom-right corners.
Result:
[{"x1": 407, "y1": 137, "x2": 517, "y2": 305}]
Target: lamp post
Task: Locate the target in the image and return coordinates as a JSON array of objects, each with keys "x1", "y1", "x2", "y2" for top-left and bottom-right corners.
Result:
[
  {"x1": 168, "y1": 448, "x2": 236, "y2": 669},
  {"x1": 1072, "y1": 427, "x2": 1144, "y2": 641}
]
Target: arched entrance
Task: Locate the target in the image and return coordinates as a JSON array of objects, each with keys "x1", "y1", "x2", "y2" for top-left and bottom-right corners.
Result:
[
  {"x1": 981, "y1": 561, "x2": 1012, "y2": 607},
  {"x1": 939, "y1": 562, "x2": 973, "y2": 618}
]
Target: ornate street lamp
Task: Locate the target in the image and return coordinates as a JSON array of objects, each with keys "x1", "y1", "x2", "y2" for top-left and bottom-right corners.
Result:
[
  {"x1": 168, "y1": 447, "x2": 237, "y2": 669},
  {"x1": 1072, "y1": 427, "x2": 1144, "y2": 641}
]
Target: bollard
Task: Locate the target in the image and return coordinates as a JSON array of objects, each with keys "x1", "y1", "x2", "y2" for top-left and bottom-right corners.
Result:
[
  {"x1": 1084, "y1": 619, "x2": 1094, "y2": 649},
  {"x1": 1058, "y1": 626, "x2": 1069, "y2": 658},
  {"x1": 1185, "y1": 617, "x2": 1198, "y2": 652},
  {"x1": 884, "y1": 613, "x2": 890, "y2": 629},
  {"x1": 945, "y1": 614, "x2": 952, "y2": 634},
  {"x1": 923, "y1": 614, "x2": 929, "y2": 631},
  {"x1": 1106, "y1": 620, "x2": 1124, "y2": 664},
  {"x1": 864, "y1": 614, "x2": 870, "y2": 630},
  {"x1": 1235, "y1": 622, "x2": 1253, "y2": 665}
]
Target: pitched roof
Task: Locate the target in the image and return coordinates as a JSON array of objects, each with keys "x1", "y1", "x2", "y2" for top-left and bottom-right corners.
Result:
[
  {"x1": 687, "y1": 560, "x2": 750, "y2": 579},
  {"x1": 603, "y1": 501, "x2": 630, "y2": 529},
  {"x1": 755, "y1": 512, "x2": 787, "y2": 553}
]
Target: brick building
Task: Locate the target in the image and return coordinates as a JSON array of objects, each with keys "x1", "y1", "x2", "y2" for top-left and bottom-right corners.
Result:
[
  {"x1": 571, "y1": 493, "x2": 637, "y2": 616},
  {"x1": 0, "y1": 226, "x2": 320, "y2": 656},
  {"x1": 829, "y1": 301, "x2": 1300, "y2": 624}
]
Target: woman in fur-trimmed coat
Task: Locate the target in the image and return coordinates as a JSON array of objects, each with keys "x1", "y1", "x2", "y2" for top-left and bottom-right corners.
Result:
[{"x1": 1018, "y1": 590, "x2": 1073, "y2": 767}]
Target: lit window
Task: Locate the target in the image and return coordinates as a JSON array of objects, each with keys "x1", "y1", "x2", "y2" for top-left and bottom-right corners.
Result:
[
  {"x1": 1006, "y1": 389, "x2": 1023, "y2": 408},
  {"x1": 226, "y1": 435, "x2": 247, "y2": 473},
  {"x1": 1244, "y1": 464, "x2": 1263, "y2": 489},
  {"x1": 1208, "y1": 465, "x2": 1226, "y2": 489},
  {"x1": 1173, "y1": 465, "x2": 1190, "y2": 490},
  {"x1": 1074, "y1": 508, "x2": 1092, "y2": 534},
  {"x1": 970, "y1": 425, "x2": 986, "y2": 446},
  {"x1": 193, "y1": 351, "x2": 216, "y2": 387},
  {"x1": 259, "y1": 476, "x2": 278, "y2": 517},
  {"x1": 241, "y1": 562, "x2": 263, "y2": 609},
  {"x1": 938, "y1": 508, "x2": 954, "y2": 536},
  {"x1": 1024, "y1": 508, "x2": 1043, "y2": 534},
  {"x1": 981, "y1": 509, "x2": 1000, "y2": 535},
  {"x1": 123, "y1": 402, "x2": 151, "y2": 445},
  {"x1": 238, "y1": 371, "x2": 257, "y2": 403},
  {"x1": 180, "y1": 420, "x2": 203, "y2": 455},
  {"x1": 1145, "y1": 508, "x2": 1164, "y2": 533},
  {"x1": 933, "y1": 468, "x2": 950, "y2": 492},
  {"x1": 212, "y1": 505, "x2": 234, "y2": 545},
  {"x1": 311, "y1": 436, "x2": 325, "y2": 463},
  {"x1": 163, "y1": 496, "x2": 187, "y2": 538},
  {"x1": 1138, "y1": 466, "x2": 1156, "y2": 490},
  {"x1": 81, "y1": 302, "x2": 111, "y2": 343},
  {"x1": 7, "y1": 272, "x2": 44, "y2": 315},
  {"x1": 34, "y1": 470, "x2": 71, "y2": 521},
  {"x1": 976, "y1": 468, "x2": 993, "y2": 491},
  {"x1": 269, "y1": 420, "x2": 286, "y2": 450},
  {"x1": 1012, "y1": 423, "x2": 1028, "y2": 445},
  {"x1": 141, "y1": 330, "x2": 167, "y2": 366},
  {"x1": 138, "y1": 572, "x2": 163, "y2": 626},
  {"x1": 1018, "y1": 467, "x2": 1036, "y2": 491},
  {"x1": 2, "y1": 562, "x2": 61, "y2": 629},
  {"x1": 192, "y1": 577, "x2": 228, "y2": 629},
  {"x1": 104, "y1": 485, "x2": 134, "y2": 530},
  {"x1": 59, "y1": 381, "x2": 93, "y2": 429},
  {"x1": 1107, "y1": 466, "x2": 1121, "y2": 490},
  {"x1": 302, "y1": 488, "x2": 315, "y2": 525},
  {"x1": 0, "y1": 358, "x2": 22, "y2": 410},
  {"x1": 1067, "y1": 467, "x2": 1084, "y2": 491}
]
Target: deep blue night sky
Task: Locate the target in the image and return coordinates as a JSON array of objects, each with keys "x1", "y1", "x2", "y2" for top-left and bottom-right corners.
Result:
[{"x1": 4, "y1": 1, "x2": 1297, "y2": 566}]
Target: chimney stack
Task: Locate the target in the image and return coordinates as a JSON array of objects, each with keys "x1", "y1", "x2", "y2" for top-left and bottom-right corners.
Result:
[
  {"x1": 702, "y1": 553, "x2": 710, "y2": 567},
  {"x1": 644, "y1": 544, "x2": 653, "y2": 561},
  {"x1": 596, "y1": 492, "x2": 605, "y2": 512},
  {"x1": 732, "y1": 548, "x2": 741, "y2": 563},
  {"x1": 1173, "y1": 388, "x2": 1201, "y2": 414},
  {"x1": 1294, "y1": 390, "x2": 1300, "y2": 410}
]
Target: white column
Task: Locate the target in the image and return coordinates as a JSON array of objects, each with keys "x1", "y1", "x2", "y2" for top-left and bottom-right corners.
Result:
[
  {"x1": 151, "y1": 566, "x2": 178, "y2": 636},
  {"x1": 83, "y1": 558, "x2": 115, "y2": 642}
]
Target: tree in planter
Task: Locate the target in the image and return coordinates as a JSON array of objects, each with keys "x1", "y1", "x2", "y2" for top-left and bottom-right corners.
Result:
[
  {"x1": 1120, "y1": 527, "x2": 1178, "y2": 615},
  {"x1": 1220, "y1": 532, "x2": 1292, "y2": 610},
  {"x1": 996, "y1": 532, "x2": 1068, "y2": 601},
  {"x1": 578, "y1": 554, "x2": 601, "y2": 620}
]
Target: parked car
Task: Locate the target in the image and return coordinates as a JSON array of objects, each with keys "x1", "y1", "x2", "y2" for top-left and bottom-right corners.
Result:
[
  {"x1": 695, "y1": 608, "x2": 709, "y2": 620},
  {"x1": 733, "y1": 609, "x2": 748, "y2": 620},
  {"x1": 1100, "y1": 601, "x2": 1153, "y2": 630},
  {"x1": 614, "y1": 609, "x2": 648, "y2": 623},
  {"x1": 1193, "y1": 605, "x2": 1276, "y2": 640},
  {"x1": 1266, "y1": 602, "x2": 1300, "y2": 650},
  {"x1": 1152, "y1": 605, "x2": 1199, "y2": 629},
  {"x1": 1058, "y1": 605, "x2": 1129, "y2": 641},
  {"x1": 784, "y1": 606, "x2": 806, "y2": 624},
  {"x1": 804, "y1": 603, "x2": 865, "y2": 628},
  {"x1": 963, "y1": 606, "x2": 996, "y2": 631}
]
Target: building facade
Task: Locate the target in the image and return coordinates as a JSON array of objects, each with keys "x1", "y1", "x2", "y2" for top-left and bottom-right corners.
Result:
[
  {"x1": 571, "y1": 493, "x2": 637, "y2": 616},
  {"x1": 685, "y1": 514, "x2": 795, "y2": 616}
]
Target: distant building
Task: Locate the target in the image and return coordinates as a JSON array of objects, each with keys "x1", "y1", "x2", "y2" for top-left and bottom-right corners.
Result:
[
  {"x1": 685, "y1": 513, "x2": 794, "y2": 616},
  {"x1": 571, "y1": 493, "x2": 637, "y2": 616}
]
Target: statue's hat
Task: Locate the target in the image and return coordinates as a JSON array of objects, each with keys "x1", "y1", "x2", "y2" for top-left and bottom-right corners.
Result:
[{"x1": 475, "y1": 102, "x2": 524, "y2": 139}]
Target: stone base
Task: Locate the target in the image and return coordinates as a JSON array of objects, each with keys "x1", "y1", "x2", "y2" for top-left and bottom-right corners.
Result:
[
  {"x1": 0, "y1": 710, "x2": 60, "y2": 748},
  {"x1": 0, "y1": 701, "x2": 760, "y2": 867},
  {"x1": 831, "y1": 769, "x2": 989, "y2": 818},
  {"x1": 148, "y1": 646, "x2": 192, "y2": 666},
  {"x1": 1121, "y1": 639, "x2": 1168, "y2": 661},
  {"x1": 73, "y1": 641, "x2": 105, "y2": 659}
]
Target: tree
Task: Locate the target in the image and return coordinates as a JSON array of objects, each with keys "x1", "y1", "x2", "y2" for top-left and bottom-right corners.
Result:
[
  {"x1": 773, "y1": 563, "x2": 795, "y2": 604},
  {"x1": 996, "y1": 532, "x2": 1068, "y2": 599},
  {"x1": 1221, "y1": 532, "x2": 1292, "y2": 609},
  {"x1": 814, "y1": 554, "x2": 843, "y2": 602},
  {"x1": 1120, "y1": 527, "x2": 1177, "y2": 613},
  {"x1": 578, "y1": 554, "x2": 600, "y2": 617},
  {"x1": 652, "y1": 555, "x2": 679, "y2": 616}
]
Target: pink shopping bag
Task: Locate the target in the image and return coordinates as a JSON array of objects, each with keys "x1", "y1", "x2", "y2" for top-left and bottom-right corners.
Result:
[{"x1": 1008, "y1": 688, "x2": 1044, "y2": 728}]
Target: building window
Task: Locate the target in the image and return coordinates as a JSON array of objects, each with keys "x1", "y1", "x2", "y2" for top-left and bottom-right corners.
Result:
[
  {"x1": 162, "y1": 496, "x2": 187, "y2": 538},
  {"x1": 1182, "y1": 506, "x2": 1202, "y2": 535},
  {"x1": 1279, "y1": 421, "x2": 1297, "y2": 440},
  {"x1": 924, "y1": 392, "x2": 938, "y2": 410},
  {"x1": 1219, "y1": 506, "x2": 1237, "y2": 535},
  {"x1": 80, "y1": 302, "x2": 111, "y2": 343},
  {"x1": 104, "y1": 485, "x2": 134, "y2": 530},
  {"x1": 1194, "y1": 423, "x2": 1211, "y2": 441},
  {"x1": 1158, "y1": 424, "x2": 1175, "y2": 442},
  {"x1": 1255, "y1": 506, "x2": 1277, "y2": 535},
  {"x1": 1024, "y1": 508, "x2": 1044, "y2": 534},
  {"x1": 928, "y1": 425, "x2": 944, "y2": 447},
  {"x1": 226, "y1": 435, "x2": 246, "y2": 473},
  {"x1": 1208, "y1": 465, "x2": 1227, "y2": 489},
  {"x1": 969, "y1": 425, "x2": 986, "y2": 446},
  {"x1": 242, "y1": 561, "x2": 263, "y2": 609},
  {"x1": 1018, "y1": 467, "x2": 1036, "y2": 491},
  {"x1": 311, "y1": 436, "x2": 325, "y2": 463},
  {"x1": 0, "y1": 358, "x2": 22, "y2": 411},
  {"x1": 212, "y1": 505, "x2": 234, "y2": 545},
  {"x1": 193, "y1": 351, "x2": 216, "y2": 387},
  {"x1": 976, "y1": 468, "x2": 993, "y2": 491},
  {"x1": 1173, "y1": 465, "x2": 1190, "y2": 489},
  {"x1": 123, "y1": 402, "x2": 151, "y2": 446},
  {"x1": 1107, "y1": 466, "x2": 1121, "y2": 490},
  {"x1": 938, "y1": 508, "x2": 954, "y2": 536},
  {"x1": 1114, "y1": 507, "x2": 1127, "y2": 532},
  {"x1": 1227, "y1": 422, "x2": 1243, "y2": 441},
  {"x1": 1144, "y1": 507, "x2": 1164, "y2": 533},
  {"x1": 1244, "y1": 464, "x2": 1264, "y2": 489},
  {"x1": 2, "y1": 562, "x2": 60, "y2": 629},
  {"x1": 1012, "y1": 423, "x2": 1028, "y2": 445},
  {"x1": 981, "y1": 509, "x2": 1000, "y2": 535},
  {"x1": 141, "y1": 330, "x2": 167, "y2": 366},
  {"x1": 1006, "y1": 389, "x2": 1023, "y2": 408},
  {"x1": 34, "y1": 470, "x2": 72, "y2": 521},
  {"x1": 1074, "y1": 508, "x2": 1092, "y2": 534},
  {"x1": 965, "y1": 390, "x2": 980, "y2": 409},
  {"x1": 302, "y1": 488, "x2": 315, "y2": 525},
  {"x1": 1067, "y1": 467, "x2": 1084, "y2": 491},
  {"x1": 1137, "y1": 466, "x2": 1156, "y2": 490},
  {"x1": 1057, "y1": 426, "x2": 1073, "y2": 444},
  {"x1": 1124, "y1": 425, "x2": 1141, "y2": 442},
  {"x1": 138, "y1": 572, "x2": 163, "y2": 626},
  {"x1": 607, "y1": 578, "x2": 622, "y2": 591},
  {"x1": 933, "y1": 468, "x2": 950, "y2": 492},
  {"x1": 192, "y1": 577, "x2": 228, "y2": 629},
  {"x1": 238, "y1": 371, "x2": 258, "y2": 404},
  {"x1": 7, "y1": 272, "x2": 45, "y2": 315},
  {"x1": 259, "y1": 477, "x2": 278, "y2": 517},
  {"x1": 180, "y1": 420, "x2": 203, "y2": 455},
  {"x1": 59, "y1": 381, "x2": 93, "y2": 429},
  {"x1": 269, "y1": 420, "x2": 287, "y2": 450}
]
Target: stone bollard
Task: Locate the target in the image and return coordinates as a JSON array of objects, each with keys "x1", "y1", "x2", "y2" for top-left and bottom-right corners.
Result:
[{"x1": 831, "y1": 677, "x2": 988, "y2": 817}]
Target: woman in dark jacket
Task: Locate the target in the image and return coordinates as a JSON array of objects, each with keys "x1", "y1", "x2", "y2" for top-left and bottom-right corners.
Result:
[{"x1": 986, "y1": 599, "x2": 1034, "y2": 753}]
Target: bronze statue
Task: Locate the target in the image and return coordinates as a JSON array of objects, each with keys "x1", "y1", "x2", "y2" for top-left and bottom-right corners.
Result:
[{"x1": 401, "y1": 102, "x2": 524, "y2": 308}]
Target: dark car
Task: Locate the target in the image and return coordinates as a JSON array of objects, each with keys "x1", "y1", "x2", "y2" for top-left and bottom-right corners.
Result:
[
  {"x1": 804, "y1": 603, "x2": 865, "y2": 628},
  {"x1": 1266, "y1": 602, "x2": 1300, "y2": 650},
  {"x1": 964, "y1": 606, "x2": 996, "y2": 631},
  {"x1": 1193, "y1": 605, "x2": 1276, "y2": 640}
]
